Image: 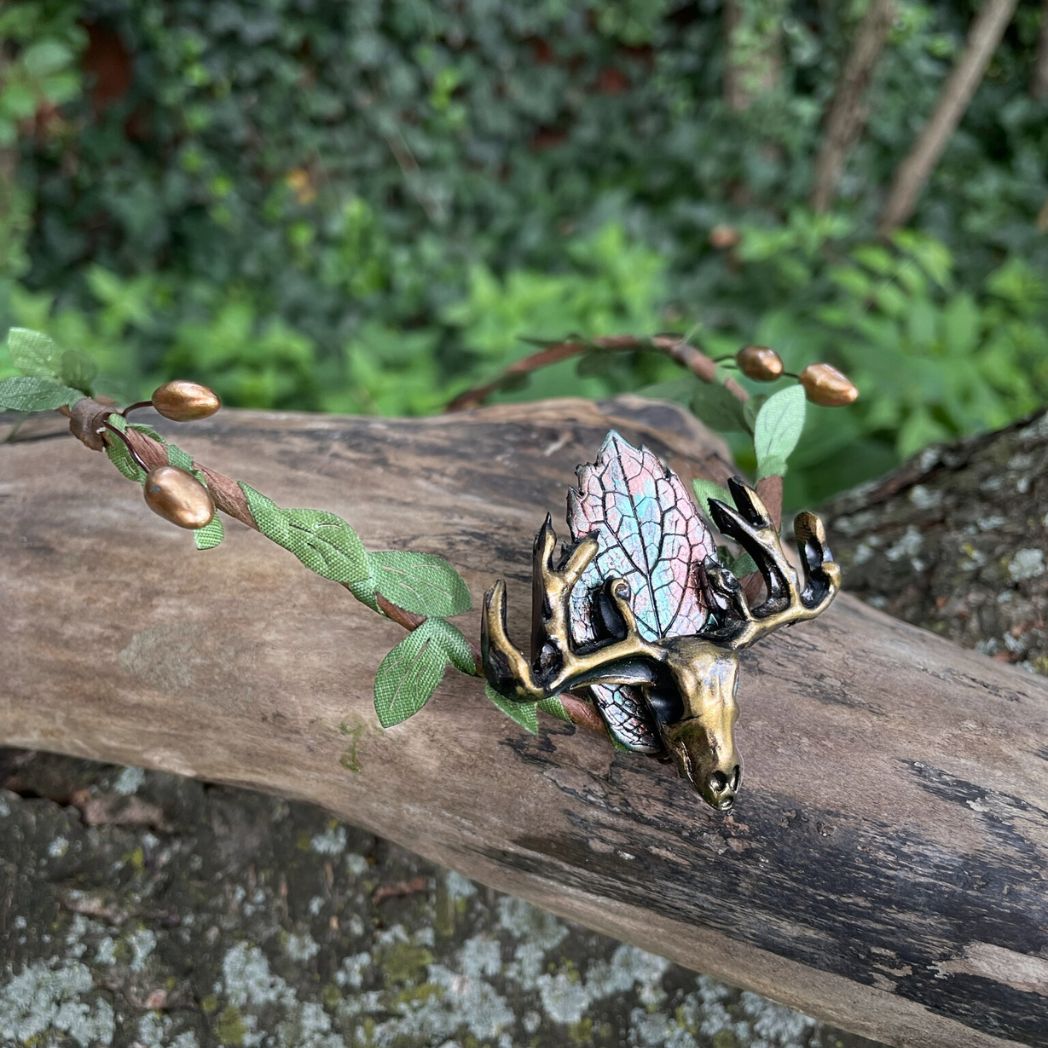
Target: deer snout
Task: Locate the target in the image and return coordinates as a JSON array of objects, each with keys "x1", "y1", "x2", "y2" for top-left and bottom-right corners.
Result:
[
  {"x1": 706, "y1": 764, "x2": 742, "y2": 810},
  {"x1": 663, "y1": 718, "x2": 742, "y2": 812}
]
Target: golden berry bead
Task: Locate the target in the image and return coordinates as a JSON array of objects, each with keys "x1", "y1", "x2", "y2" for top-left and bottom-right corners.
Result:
[
  {"x1": 151, "y1": 380, "x2": 221, "y2": 421},
  {"x1": 799, "y1": 363, "x2": 859, "y2": 406},
  {"x1": 736, "y1": 345, "x2": 784, "y2": 381},
  {"x1": 143, "y1": 465, "x2": 215, "y2": 529}
]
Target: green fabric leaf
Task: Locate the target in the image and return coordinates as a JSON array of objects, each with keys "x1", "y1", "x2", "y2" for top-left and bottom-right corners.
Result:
[
  {"x1": 194, "y1": 516, "x2": 225, "y2": 550},
  {"x1": 755, "y1": 453, "x2": 788, "y2": 480},
  {"x1": 101, "y1": 414, "x2": 144, "y2": 482},
  {"x1": 370, "y1": 549, "x2": 472, "y2": 618},
  {"x1": 754, "y1": 385, "x2": 806, "y2": 480},
  {"x1": 485, "y1": 684, "x2": 538, "y2": 733},
  {"x1": 537, "y1": 695, "x2": 572, "y2": 723},
  {"x1": 103, "y1": 414, "x2": 146, "y2": 482},
  {"x1": 374, "y1": 621, "x2": 450, "y2": 727},
  {"x1": 425, "y1": 618, "x2": 476, "y2": 674},
  {"x1": 690, "y1": 380, "x2": 748, "y2": 434},
  {"x1": 165, "y1": 442, "x2": 195, "y2": 472},
  {"x1": 58, "y1": 348, "x2": 98, "y2": 393},
  {"x1": 239, "y1": 482, "x2": 374, "y2": 599},
  {"x1": 6, "y1": 328, "x2": 63, "y2": 379},
  {"x1": 128, "y1": 422, "x2": 164, "y2": 442},
  {"x1": 0, "y1": 375, "x2": 84, "y2": 413},
  {"x1": 691, "y1": 477, "x2": 732, "y2": 515}
]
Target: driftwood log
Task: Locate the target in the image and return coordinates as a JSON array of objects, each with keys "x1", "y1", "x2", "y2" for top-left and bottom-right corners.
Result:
[{"x1": 3, "y1": 397, "x2": 1046, "y2": 1048}]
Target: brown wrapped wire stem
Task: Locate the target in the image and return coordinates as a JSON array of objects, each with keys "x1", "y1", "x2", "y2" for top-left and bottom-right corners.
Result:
[
  {"x1": 62, "y1": 397, "x2": 607, "y2": 736},
  {"x1": 446, "y1": 334, "x2": 751, "y2": 411}
]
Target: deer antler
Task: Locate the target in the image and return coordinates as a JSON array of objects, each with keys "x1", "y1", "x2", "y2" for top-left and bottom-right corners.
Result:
[
  {"x1": 482, "y1": 515, "x2": 662, "y2": 703},
  {"x1": 703, "y1": 478, "x2": 841, "y2": 650}
]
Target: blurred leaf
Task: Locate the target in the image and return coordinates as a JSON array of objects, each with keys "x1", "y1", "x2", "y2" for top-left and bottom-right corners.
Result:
[
  {"x1": 59, "y1": 349, "x2": 98, "y2": 393},
  {"x1": 7, "y1": 328, "x2": 63, "y2": 379},
  {"x1": 691, "y1": 477, "x2": 732, "y2": 515},
  {"x1": 690, "y1": 381, "x2": 749, "y2": 434},
  {"x1": 717, "y1": 546, "x2": 758, "y2": 577},
  {"x1": 743, "y1": 394, "x2": 766, "y2": 433},
  {"x1": 0, "y1": 375, "x2": 83, "y2": 412},
  {"x1": 905, "y1": 298, "x2": 937, "y2": 350},
  {"x1": 753, "y1": 385, "x2": 806, "y2": 479},
  {"x1": 941, "y1": 294, "x2": 978, "y2": 356}
]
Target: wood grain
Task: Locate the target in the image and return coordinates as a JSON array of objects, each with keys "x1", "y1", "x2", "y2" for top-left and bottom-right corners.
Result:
[{"x1": 2, "y1": 397, "x2": 1046, "y2": 1047}]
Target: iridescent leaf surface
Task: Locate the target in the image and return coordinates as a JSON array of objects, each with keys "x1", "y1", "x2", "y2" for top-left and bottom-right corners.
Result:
[{"x1": 565, "y1": 431, "x2": 716, "y2": 752}]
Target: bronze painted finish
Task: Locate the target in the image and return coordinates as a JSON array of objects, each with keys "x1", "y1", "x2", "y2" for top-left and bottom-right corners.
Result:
[
  {"x1": 151, "y1": 380, "x2": 222, "y2": 421},
  {"x1": 799, "y1": 363, "x2": 859, "y2": 406},
  {"x1": 143, "y1": 465, "x2": 215, "y2": 529},
  {"x1": 484, "y1": 473, "x2": 841, "y2": 811},
  {"x1": 736, "y1": 345, "x2": 785, "y2": 381}
]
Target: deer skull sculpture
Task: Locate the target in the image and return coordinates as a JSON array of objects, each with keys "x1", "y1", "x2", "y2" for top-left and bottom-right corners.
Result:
[{"x1": 482, "y1": 431, "x2": 840, "y2": 811}]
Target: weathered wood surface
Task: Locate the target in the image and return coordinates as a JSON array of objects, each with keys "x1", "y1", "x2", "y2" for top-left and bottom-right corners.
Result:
[{"x1": 2, "y1": 397, "x2": 1046, "y2": 1048}]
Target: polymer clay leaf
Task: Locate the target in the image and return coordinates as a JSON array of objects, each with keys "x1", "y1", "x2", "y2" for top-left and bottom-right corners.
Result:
[
  {"x1": 568, "y1": 430, "x2": 714, "y2": 644},
  {"x1": 566, "y1": 431, "x2": 716, "y2": 753}
]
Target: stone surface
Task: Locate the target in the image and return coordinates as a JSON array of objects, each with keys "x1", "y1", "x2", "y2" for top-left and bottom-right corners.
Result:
[
  {"x1": 0, "y1": 750, "x2": 873, "y2": 1048},
  {"x1": 822, "y1": 410, "x2": 1048, "y2": 675}
]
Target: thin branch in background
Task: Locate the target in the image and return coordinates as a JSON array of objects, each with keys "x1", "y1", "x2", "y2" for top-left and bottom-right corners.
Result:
[
  {"x1": 878, "y1": 0, "x2": 1018, "y2": 235},
  {"x1": 445, "y1": 335, "x2": 749, "y2": 413},
  {"x1": 811, "y1": 0, "x2": 895, "y2": 213},
  {"x1": 1032, "y1": 0, "x2": 1048, "y2": 100},
  {"x1": 443, "y1": 334, "x2": 798, "y2": 528},
  {"x1": 722, "y1": 0, "x2": 786, "y2": 205}
]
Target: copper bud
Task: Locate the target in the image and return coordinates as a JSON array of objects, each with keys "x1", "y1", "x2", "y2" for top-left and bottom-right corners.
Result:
[
  {"x1": 709, "y1": 224, "x2": 741, "y2": 250},
  {"x1": 151, "y1": 380, "x2": 221, "y2": 421},
  {"x1": 143, "y1": 466, "x2": 215, "y2": 529},
  {"x1": 799, "y1": 363, "x2": 859, "y2": 406},
  {"x1": 736, "y1": 345, "x2": 784, "y2": 381}
]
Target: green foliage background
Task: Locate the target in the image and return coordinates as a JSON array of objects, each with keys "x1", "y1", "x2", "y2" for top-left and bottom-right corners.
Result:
[{"x1": 3, "y1": 0, "x2": 1047, "y2": 505}]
